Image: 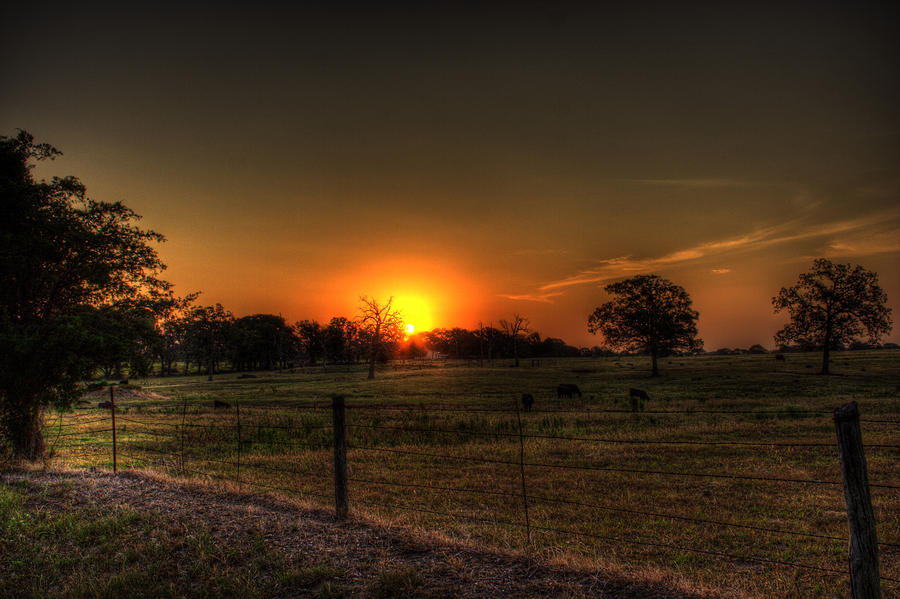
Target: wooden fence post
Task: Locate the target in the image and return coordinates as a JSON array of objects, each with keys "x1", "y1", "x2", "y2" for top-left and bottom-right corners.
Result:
[
  {"x1": 235, "y1": 398, "x2": 242, "y2": 490},
  {"x1": 110, "y1": 387, "x2": 117, "y2": 474},
  {"x1": 834, "y1": 401, "x2": 881, "y2": 599},
  {"x1": 514, "y1": 398, "x2": 531, "y2": 545},
  {"x1": 180, "y1": 395, "x2": 187, "y2": 475},
  {"x1": 332, "y1": 396, "x2": 348, "y2": 520}
]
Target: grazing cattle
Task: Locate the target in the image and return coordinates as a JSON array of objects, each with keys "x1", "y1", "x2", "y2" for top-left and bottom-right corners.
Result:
[
  {"x1": 775, "y1": 353, "x2": 785, "y2": 362},
  {"x1": 521, "y1": 393, "x2": 534, "y2": 411},
  {"x1": 237, "y1": 373, "x2": 257, "y2": 379},
  {"x1": 629, "y1": 388, "x2": 650, "y2": 402},
  {"x1": 213, "y1": 400, "x2": 231, "y2": 409},
  {"x1": 119, "y1": 379, "x2": 129, "y2": 385},
  {"x1": 97, "y1": 401, "x2": 112, "y2": 409},
  {"x1": 556, "y1": 383, "x2": 582, "y2": 399}
]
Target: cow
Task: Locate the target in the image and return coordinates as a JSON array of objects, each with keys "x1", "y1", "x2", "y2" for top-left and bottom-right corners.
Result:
[
  {"x1": 629, "y1": 388, "x2": 650, "y2": 402},
  {"x1": 557, "y1": 383, "x2": 582, "y2": 399},
  {"x1": 628, "y1": 387, "x2": 650, "y2": 412},
  {"x1": 775, "y1": 354, "x2": 785, "y2": 362},
  {"x1": 521, "y1": 393, "x2": 534, "y2": 411},
  {"x1": 97, "y1": 401, "x2": 112, "y2": 409},
  {"x1": 213, "y1": 399, "x2": 231, "y2": 409}
]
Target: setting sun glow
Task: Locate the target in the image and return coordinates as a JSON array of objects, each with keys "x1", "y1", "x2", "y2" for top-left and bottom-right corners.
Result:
[{"x1": 406, "y1": 323, "x2": 415, "y2": 334}]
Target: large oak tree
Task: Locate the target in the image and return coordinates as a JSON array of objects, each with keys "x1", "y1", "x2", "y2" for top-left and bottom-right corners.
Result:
[
  {"x1": 588, "y1": 275, "x2": 702, "y2": 376},
  {"x1": 1, "y1": 131, "x2": 172, "y2": 459},
  {"x1": 773, "y1": 258, "x2": 892, "y2": 374}
]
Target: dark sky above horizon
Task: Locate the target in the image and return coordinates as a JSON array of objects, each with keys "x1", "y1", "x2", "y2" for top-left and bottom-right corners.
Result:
[{"x1": 3, "y1": 2, "x2": 899, "y2": 348}]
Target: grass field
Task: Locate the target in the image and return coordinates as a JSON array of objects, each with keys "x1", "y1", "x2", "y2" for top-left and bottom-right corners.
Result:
[{"x1": 43, "y1": 351, "x2": 900, "y2": 598}]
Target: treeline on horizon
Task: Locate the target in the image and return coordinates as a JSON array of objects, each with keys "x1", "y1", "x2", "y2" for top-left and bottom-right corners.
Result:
[{"x1": 96, "y1": 301, "x2": 899, "y2": 380}]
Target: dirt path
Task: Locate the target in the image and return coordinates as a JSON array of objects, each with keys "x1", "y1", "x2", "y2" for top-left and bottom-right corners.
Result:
[{"x1": 2, "y1": 468, "x2": 715, "y2": 598}]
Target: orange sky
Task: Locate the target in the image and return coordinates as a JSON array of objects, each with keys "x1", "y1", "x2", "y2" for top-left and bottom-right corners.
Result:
[{"x1": 4, "y1": 4, "x2": 898, "y2": 349}]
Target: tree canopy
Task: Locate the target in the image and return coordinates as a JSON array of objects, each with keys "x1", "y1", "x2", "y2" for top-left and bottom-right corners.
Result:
[
  {"x1": 773, "y1": 258, "x2": 892, "y2": 374},
  {"x1": 0, "y1": 130, "x2": 173, "y2": 458},
  {"x1": 588, "y1": 274, "x2": 702, "y2": 376}
]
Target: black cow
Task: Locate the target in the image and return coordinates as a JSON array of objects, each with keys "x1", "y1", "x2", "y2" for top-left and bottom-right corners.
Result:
[
  {"x1": 629, "y1": 388, "x2": 650, "y2": 402},
  {"x1": 97, "y1": 401, "x2": 112, "y2": 409},
  {"x1": 775, "y1": 354, "x2": 786, "y2": 362},
  {"x1": 521, "y1": 393, "x2": 534, "y2": 411},
  {"x1": 213, "y1": 400, "x2": 231, "y2": 409},
  {"x1": 557, "y1": 383, "x2": 582, "y2": 399}
]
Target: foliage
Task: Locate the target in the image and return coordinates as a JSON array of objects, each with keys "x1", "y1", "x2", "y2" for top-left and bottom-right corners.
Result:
[
  {"x1": 588, "y1": 274, "x2": 702, "y2": 375},
  {"x1": 0, "y1": 130, "x2": 172, "y2": 458},
  {"x1": 773, "y1": 258, "x2": 892, "y2": 374},
  {"x1": 295, "y1": 319, "x2": 325, "y2": 365},
  {"x1": 178, "y1": 304, "x2": 233, "y2": 378}
]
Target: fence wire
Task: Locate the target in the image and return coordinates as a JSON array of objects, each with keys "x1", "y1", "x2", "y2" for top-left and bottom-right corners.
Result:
[{"x1": 49, "y1": 394, "x2": 900, "y2": 589}]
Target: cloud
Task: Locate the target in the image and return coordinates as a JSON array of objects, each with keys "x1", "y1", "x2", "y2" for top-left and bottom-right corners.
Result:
[
  {"x1": 618, "y1": 178, "x2": 757, "y2": 189},
  {"x1": 497, "y1": 291, "x2": 565, "y2": 303},
  {"x1": 512, "y1": 248, "x2": 570, "y2": 256},
  {"x1": 519, "y1": 207, "x2": 900, "y2": 297},
  {"x1": 711, "y1": 268, "x2": 731, "y2": 274},
  {"x1": 827, "y1": 230, "x2": 900, "y2": 256}
]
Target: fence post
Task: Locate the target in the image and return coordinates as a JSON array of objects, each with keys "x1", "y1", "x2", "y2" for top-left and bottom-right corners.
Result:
[
  {"x1": 235, "y1": 398, "x2": 242, "y2": 490},
  {"x1": 514, "y1": 398, "x2": 531, "y2": 545},
  {"x1": 110, "y1": 386, "x2": 117, "y2": 473},
  {"x1": 180, "y1": 395, "x2": 187, "y2": 475},
  {"x1": 332, "y1": 396, "x2": 348, "y2": 520},
  {"x1": 834, "y1": 401, "x2": 881, "y2": 599}
]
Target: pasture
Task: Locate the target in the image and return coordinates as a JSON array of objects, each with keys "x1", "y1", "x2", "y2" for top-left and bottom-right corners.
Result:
[{"x1": 46, "y1": 351, "x2": 900, "y2": 598}]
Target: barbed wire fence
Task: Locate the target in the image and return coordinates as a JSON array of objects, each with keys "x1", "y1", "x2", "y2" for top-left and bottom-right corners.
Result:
[{"x1": 47, "y1": 389, "x2": 900, "y2": 594}]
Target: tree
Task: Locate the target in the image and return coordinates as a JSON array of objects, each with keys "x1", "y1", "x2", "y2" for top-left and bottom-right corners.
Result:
[
  {"x1": 357, "y1": 296, "x2": 403, "y2": 379},
  {"x1": 230, "y1": 314, "x2": 295, "y2": 371},
  {"x1": 295, "y1": 319, "x2": 324, "y2": 365},
  {"x1": 588, "y1": 274, "x2": 702, "y2": 376},
  {"x1": 0, "y1": 131, "x2": 171, "y2": 458},
  {"x1": 499, "y1": 314, "x2": 529, "y2": 367},
  {"x1": 181, "y1": 304, "x2": 233, "y2": 379},
  {"x1": 772, "y1": 259, "x2": 892, "y2": 375}
]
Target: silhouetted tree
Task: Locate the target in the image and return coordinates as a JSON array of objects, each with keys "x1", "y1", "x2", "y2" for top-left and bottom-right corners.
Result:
[
  {"x1": 500, "y1": 314, "x2": 530, "y2": 367},
  {"x1": 295, "y1": 319, "x2": 324, "y2": 365},
  {"x1": 357, "y1": 296, "x2": 403, "y2": 379},
  {"x1": 773, "y1": 259, "x2": 892, "y2": 375},
  {"x1": 475, "y1": 321, "x2": 499, "y2": 365},
  {"x1": 588, "y1": 275, "x2": 702, "y2": 376},
  {"x1": 181, "y1": 304, "x2": 233, "y2": 379},
  {"x1": 0, "y1": 131, "x2": 172, "y2": 459},
  {"x1": 230, "y1": 314, "x2": 294, "y2": 371}
]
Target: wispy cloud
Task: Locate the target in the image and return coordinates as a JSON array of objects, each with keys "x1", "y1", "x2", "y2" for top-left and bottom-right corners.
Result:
[
  {"x1": 617, "y1": 178, "x2": 758, "y2": 189},
  {"x1": 512, "y1": 248, "x2": 569, "y2": 256},
  {"x1": 497, "y1": 291, "x2": 565, "y2": 303},
  {"x1": 500, "y1": 208, "x2": 900, "y2": 302},
  {"x1": 827, "y1": 230, "x2": 900, "y2": 256}
]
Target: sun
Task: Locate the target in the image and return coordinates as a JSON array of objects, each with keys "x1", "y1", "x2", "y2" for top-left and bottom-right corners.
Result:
[{"x1": 406, "y1": 323, "x2": 415, "y2": 335}]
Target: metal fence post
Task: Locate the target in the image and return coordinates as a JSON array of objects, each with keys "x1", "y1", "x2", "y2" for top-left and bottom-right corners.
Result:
[
  {"x1": 110, "y1": 386, "x2": 117, "y2": 473},
  {"x1": 834, "y1": 401, "x2": 881, "y2": 599},
  {"x1": 332, "y1": 396, "x2": 349, "y2": 520}
]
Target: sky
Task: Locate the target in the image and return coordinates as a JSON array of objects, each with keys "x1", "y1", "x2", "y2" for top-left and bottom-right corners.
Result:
[{"x1": 2, "y1": 2, "x2": 898, "y2": 349}]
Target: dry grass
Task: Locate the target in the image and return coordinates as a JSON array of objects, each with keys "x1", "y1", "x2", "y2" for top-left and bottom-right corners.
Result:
[
  {"x1": 40, "y1": 351, "x2": 900, "y2": 598},
  {"x1": 1, "y1": 468, "x2": 719, "y2": 598}
]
